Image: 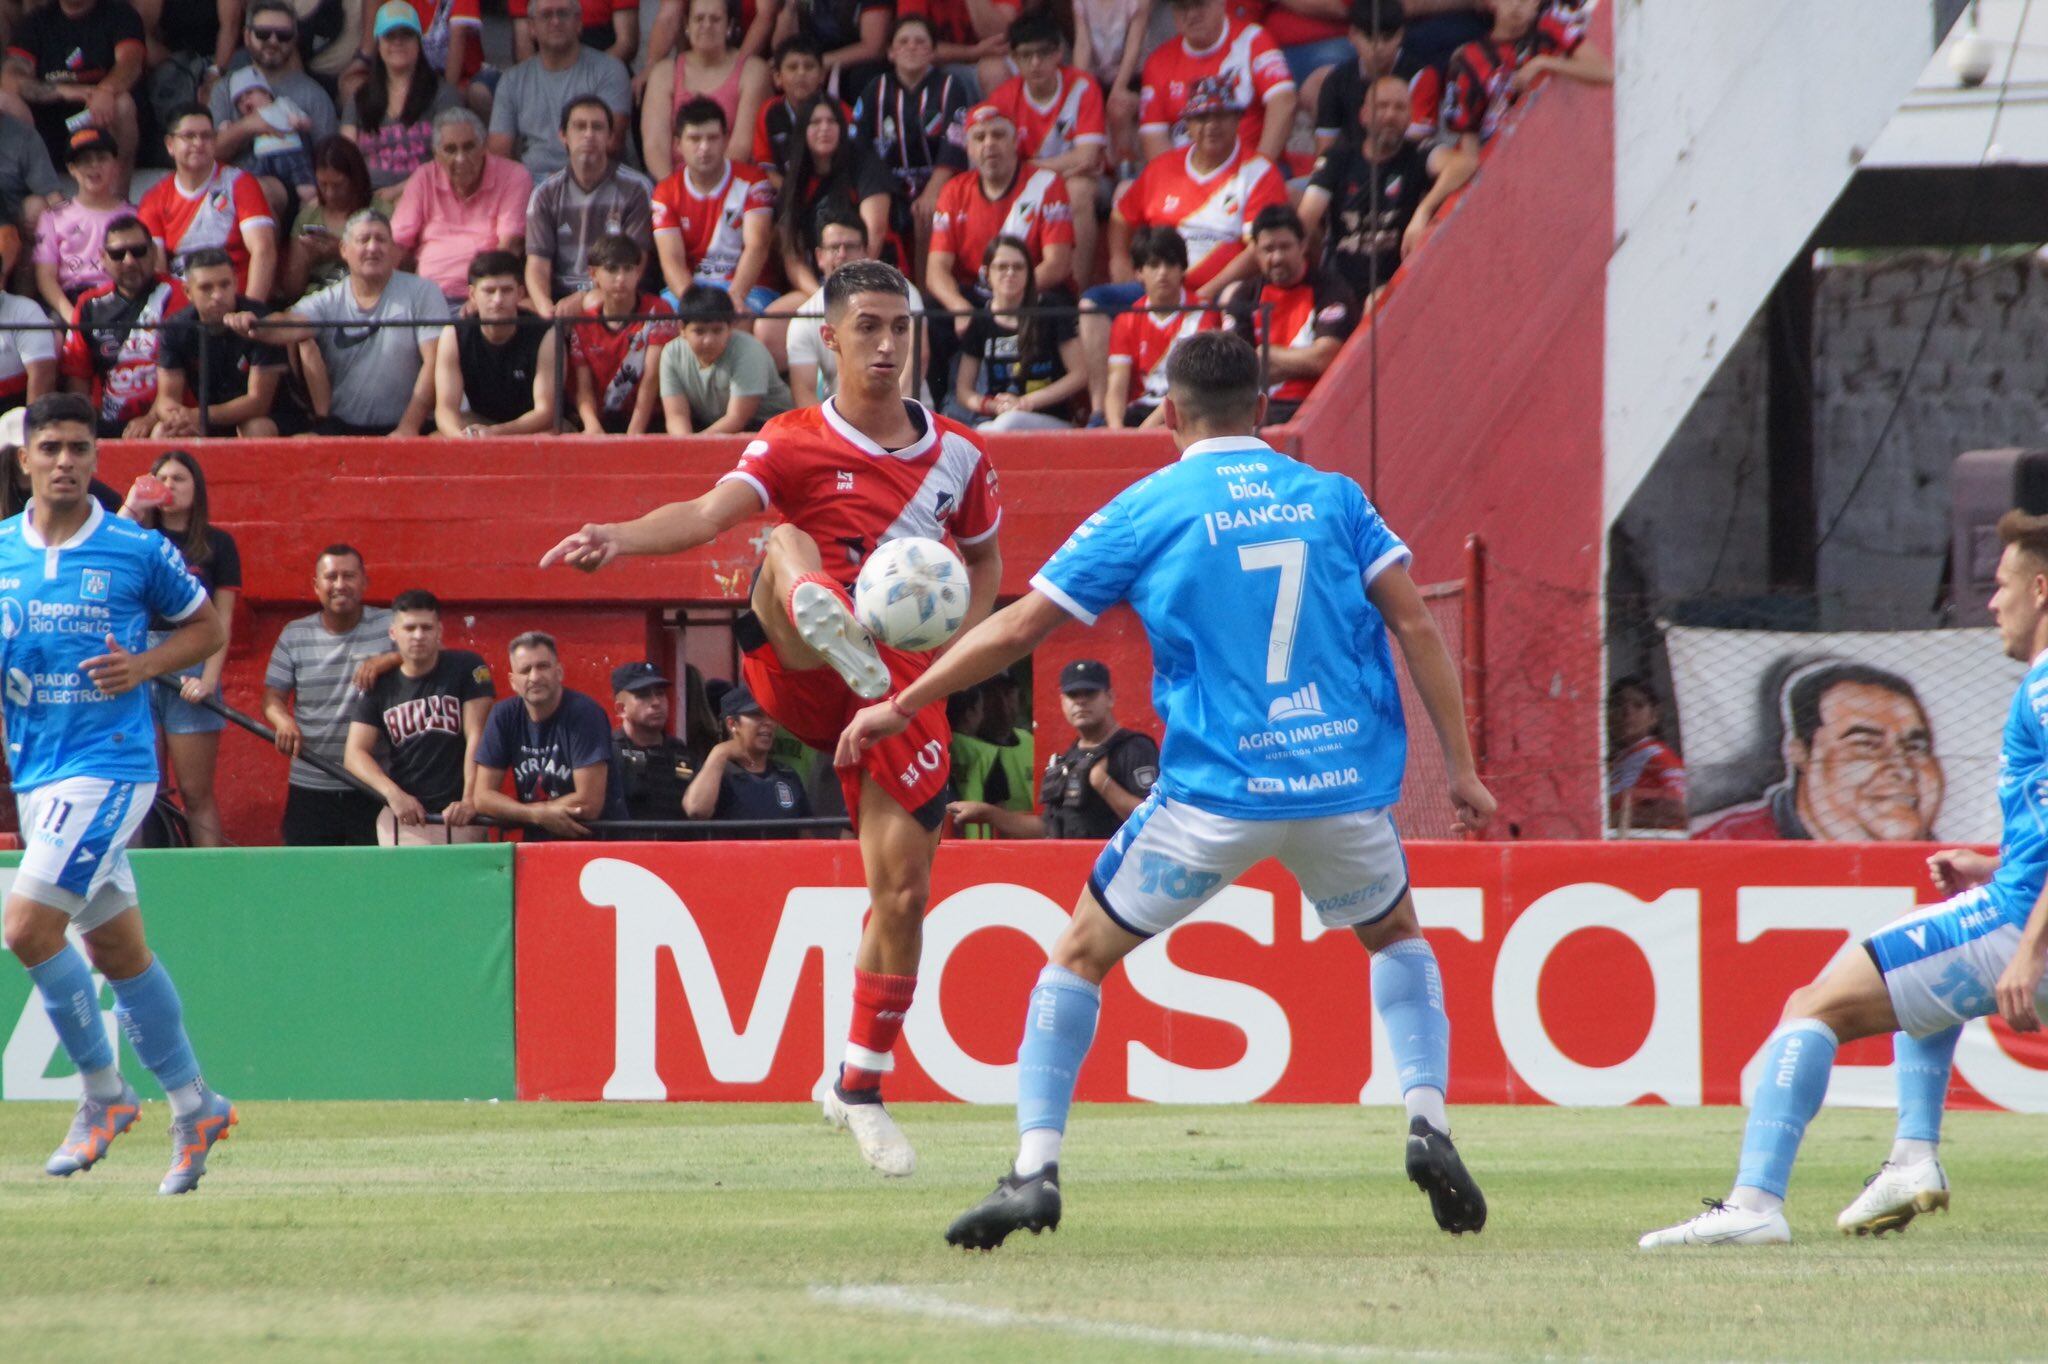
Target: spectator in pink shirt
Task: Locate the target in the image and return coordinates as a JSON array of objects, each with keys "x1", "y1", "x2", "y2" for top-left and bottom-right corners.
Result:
[
  {"x1": 31, "y1": 127, "x2": 134, "y2": 317},
  {"x1": 390, "y1": 107, "x2": 534, "y2": 303}
]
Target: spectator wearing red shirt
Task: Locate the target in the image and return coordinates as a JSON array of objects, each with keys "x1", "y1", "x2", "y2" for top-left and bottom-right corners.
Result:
[
  {"x1": 138, "y1": 105, "x2": 279, "y2": 302},
  {"x1": 60, "y1": 215, "x2": 186, "y2": 437},
  {"x1": 1441, "y1": 0, "x2": 1609, "y2": 154},
  {"x1": 1219, "y1": 203, "x2": 1359, "y2": 424},
  {"x1": 1607, "y1": 675, "x2": 1687, "y2": 834},
  {"x1": 653, "y1": 97, "x2": 780, "y2": 316},
  {"x1": 1139, "y1": 0, "x2": 1295, "y2": 167},
  {"x1": 898, "y1": 0, "x2": 1018, "y2": 96},
  {"x1": 1082, "y1": 77, "x2": 1282, "y2": 413},
  {"x1": 926, "y1": 103, "x2": 1075, "y2": 330},
  {"x1": 984, "y1": 12, "x2": 1107, "y2": 290},
  {"x1": 568, "y1": 233, "x2": 676, "y2": 434},
  {"x1": 1100, "y1": 227, "x2": 1216, "y2": 429}
]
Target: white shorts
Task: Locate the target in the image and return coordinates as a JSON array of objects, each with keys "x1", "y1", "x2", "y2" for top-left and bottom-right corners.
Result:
[
  {"x1": 1089, "y1": 791, "x2": 1409, "y2": 938},
  {"x1": 1864, "y1": 885, "x2": 2048, "y2": 1036},
  {"x1": 13, "y1": 777, "x2": 155, "y2": 932}
]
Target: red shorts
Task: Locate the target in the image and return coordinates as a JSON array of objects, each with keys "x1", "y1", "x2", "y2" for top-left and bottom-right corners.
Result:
[{"x1": 741, "y1": 634, "x2": 952, "y2": 830}]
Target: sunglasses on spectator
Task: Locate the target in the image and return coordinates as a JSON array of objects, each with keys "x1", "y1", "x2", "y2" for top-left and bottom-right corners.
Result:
[
  {"x1": 250, "y1": 26, "x2": 296, "y2": 41},
  {"x1": 105, "y1": 243, "x2": 151, "y2": 260}
]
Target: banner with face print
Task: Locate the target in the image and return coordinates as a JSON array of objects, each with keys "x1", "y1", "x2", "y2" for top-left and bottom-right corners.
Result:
[{"x1": 1664, "y1": 626, "x2": 2024, "y2": 843}]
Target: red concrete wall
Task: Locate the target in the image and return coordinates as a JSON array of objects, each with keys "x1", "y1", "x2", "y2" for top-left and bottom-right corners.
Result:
[
  {"x1": 1271, "y1": 36, "x2": 1614, "y2": 837},
  {"x1": 97, "y1": 433, "x2": 1175, "y2": 844}
]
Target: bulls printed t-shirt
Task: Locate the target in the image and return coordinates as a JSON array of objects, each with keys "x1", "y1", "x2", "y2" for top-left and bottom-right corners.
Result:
[{"x1": 350, "y1": 649, "x2": 494, "y2": 809}]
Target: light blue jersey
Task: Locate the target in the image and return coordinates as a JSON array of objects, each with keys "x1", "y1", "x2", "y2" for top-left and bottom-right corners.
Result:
[
  {"x1": 1031, "y1": 436, "x2": 1412, "y2": 820},
  {"x1": 0, "y1": 500, "x2": 208, "y2": 791},
  {"x1": 1988, "y1": 649, "x2": 2048, "y2": 921}
]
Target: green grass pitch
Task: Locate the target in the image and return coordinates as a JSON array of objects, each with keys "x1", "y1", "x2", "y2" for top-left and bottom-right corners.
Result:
[{"x1": 1, "y1": 1102, "x2": 2044, "y2": 1361}]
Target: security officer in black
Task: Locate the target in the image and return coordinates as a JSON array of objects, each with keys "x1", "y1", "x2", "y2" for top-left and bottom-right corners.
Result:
[
  {"x1": 949, "y1": 659, "x2": 1159, "y2": 839},
  {"x1": 609, "y1": 662, "x2": 701, "y2": 826}
]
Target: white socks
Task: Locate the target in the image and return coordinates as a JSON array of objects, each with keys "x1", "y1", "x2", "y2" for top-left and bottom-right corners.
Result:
[
  {"x1": 1015, "y1": 1127, "x2": 1062, "y2": 1177},
  {"x1": 1405, "y1": 1085, "x2": 1448, "y2": 1135},
  {"x1": 165, "y1": 1080, "x2": 205, "y2": 1119},
  {"x1": 1728, "y1": 1186, "x2": 1783, "y2": 1215},
  {"x1": 81, "y1": 1065, "x2": 123, "y2": 1103},
  {"x1": 1890, "y1": 1138, "x2": 1938, "y2": 1166}
]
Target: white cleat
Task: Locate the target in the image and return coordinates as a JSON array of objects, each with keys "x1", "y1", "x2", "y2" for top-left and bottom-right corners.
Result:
[
  {"x1": 1638, "y1": 1199, "x2": 1792, "y2": 1249},
  {"x1": 822, "y1": 1087, "x2": 917, "y2": 1177},
  {"x1": 1837, "y1": 1158, "x2": 1949, "y2": 1236},
  {"x1": 790, "y1": 580, "x2": 890, "y2": 700}
]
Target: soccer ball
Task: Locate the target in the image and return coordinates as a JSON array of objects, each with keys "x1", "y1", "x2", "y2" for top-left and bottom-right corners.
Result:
[{"x1": 854, "y1": 536, "x2": 970, "y2": 652}]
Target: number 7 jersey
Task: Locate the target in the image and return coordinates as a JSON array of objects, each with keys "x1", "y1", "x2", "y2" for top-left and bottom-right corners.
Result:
[{"x1": 1030, "y1": 436, "x2": 1411, "y2": 820}]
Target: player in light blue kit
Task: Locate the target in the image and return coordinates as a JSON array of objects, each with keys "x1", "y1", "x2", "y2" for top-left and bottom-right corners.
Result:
[
  {"x1": 0, "y1": 393, "x2": 235, "y2": 1194},
  {"x1": 838, "y1": 333, "x2": 1497, "y2": 1248},
  {"x1": 1641, "y1": 507, "x2": 2048, "y2": 1248}
]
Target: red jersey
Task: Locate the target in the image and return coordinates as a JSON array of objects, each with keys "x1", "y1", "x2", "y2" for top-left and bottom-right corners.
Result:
[
  {"x1": 136, "y1": 166, "x2": 274, "y2": 293},
  {"x1": 928, "y1": 165, "x2": 1074, "y2": 291},
  {"x1": 1222, "y1": 267, "x2": 1360, "y2": 403},
  {"x1": 1108, "y1": 291, "x2": 1218, "y2": 403},
  {"x1": 1607, "y1": 736, "x2": 1687, "y2": 826},
  {"x1": 1139, "y1": 17, "x2": 1293, "y2": 156},
  {"x1": 651, "y1": 161, "x2": 776, "y2": 288},
  {"x1": 984, "y1": 68, "x2": 1107, "y2": 163},
  {"x1": 60, "y1": 277, "x2": 187, "y2": 429},
  {"x1": 1115, "y1": 145, "x2": 1287, "y2": 292},
  {"x1": 718, "y1": 399, "x2": 1003, "y2": 588},
  {"x1": 391, "y1": 0, "x2": 483, "y2": 82},
  {"x1": 566, "y1": 293, "x2": 676, "y2": 422},
  {"x1": 1441, "y1": 13, "x2": 1584, "y2": 141}
]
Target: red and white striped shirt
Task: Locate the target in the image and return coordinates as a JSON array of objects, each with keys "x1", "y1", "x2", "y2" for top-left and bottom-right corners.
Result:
[
  {"x1": 651, "y1": 161, "x2": 776, "y2": 288},
  {"x1": 984, "y1": 68, "x2": 1107, "y2": 162},
  {"x1": 1114, "y1": 145, "x2": 1287, "y2": 292},
  {"x1": 1139, "y1": 17, "x2": 1293, "y2": 156}
]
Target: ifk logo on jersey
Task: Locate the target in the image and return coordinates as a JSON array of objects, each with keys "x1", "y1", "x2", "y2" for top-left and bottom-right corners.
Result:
[{"x1": 79, "y1": 570, "x2": 109, "y2": 602}]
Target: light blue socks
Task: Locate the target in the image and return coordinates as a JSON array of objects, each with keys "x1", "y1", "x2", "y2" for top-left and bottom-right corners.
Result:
[
  {"x1": 1735, "y1": 1018, "x2": 1838, "y2": 1205},
  {"x1": 27, "y1": 945, "x2": 114, "y2": 1077},
  {"x1": 1014, "y1": 964, "x2": 1101, "y2": 1175},
  {"x1": 109, "y1": 958, "x2": 202, "y2": 1099},
  {"x1": 1892, "y1": 1025, "x2": 1959, "y2": 1161},
  {"x1": 1372, "y1": 938, "x2": 1451, "y2": 1130}
]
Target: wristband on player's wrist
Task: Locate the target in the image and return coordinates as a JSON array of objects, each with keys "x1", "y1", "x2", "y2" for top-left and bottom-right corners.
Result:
[{"x1": 888, "y1": 693, "x2": 915, "y2": 719}]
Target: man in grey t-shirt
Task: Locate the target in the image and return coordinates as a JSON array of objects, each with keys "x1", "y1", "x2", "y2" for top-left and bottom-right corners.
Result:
[
  {"x1": 208, "y1": 2, "x2": 339, "y2": 188},
  {"x1": 523, "y1": 94, "x2": 652, "y2": 310},
  {"x1": 235, "y1": 210, "x2": 449, "y2": 434},
  {"x1": 486, "y1": 0, "x2": 632, "y2": 181},
  {"x1": 262, "y1": 544, "x2": 397, "y2": 845}
]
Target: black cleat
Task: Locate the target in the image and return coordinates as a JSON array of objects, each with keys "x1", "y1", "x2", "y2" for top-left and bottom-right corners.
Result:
[
  {"x1": 1405, "y1": 1117, "x2": 1486, "y2": 1234},
  {"x1": 945, "y1": 1163, "x2": 1063, "y2": 1250}
]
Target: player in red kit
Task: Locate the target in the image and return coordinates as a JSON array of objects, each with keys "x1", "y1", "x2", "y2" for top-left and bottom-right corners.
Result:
[{"x1": 541, "y1": 259, "x2": 1002, "y2": 1176}]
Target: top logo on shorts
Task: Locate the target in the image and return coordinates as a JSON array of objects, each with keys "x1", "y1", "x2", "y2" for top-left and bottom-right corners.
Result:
[{"x1": 79, "y1": 569, "x2": 109, "y2": 602}]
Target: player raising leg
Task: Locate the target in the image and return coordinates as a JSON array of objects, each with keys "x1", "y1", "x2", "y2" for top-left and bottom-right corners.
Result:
[
  {"x1": 0, "y1": 393, "x2": 236, "y2": 1194},
  {"x1": 1641, "y1": 510, "x2": 2048, "y2": 1248},
  {"x1": 839, "y1": 332, "x2": 1496, "y2": 1248},
  {"x1": 542, "y1": 260, "x2": 1003, "y2": 1176}
]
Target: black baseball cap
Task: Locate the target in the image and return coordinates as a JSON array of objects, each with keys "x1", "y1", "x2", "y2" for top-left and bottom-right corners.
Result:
[
  {"x1": 1059, "y1": 659, "x2": 1111, "y2": 694},
  {"x1": 65, "y1": 127, "x2": 117, "y2": 163},
  {"x1": 610, "y1": 661, "x2": 668, "y2": 694},
  {"x1": 718, "y1": 685, "x2": 764, "y2": 722}
]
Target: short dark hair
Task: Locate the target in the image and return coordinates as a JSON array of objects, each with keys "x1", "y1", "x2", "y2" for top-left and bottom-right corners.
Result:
[
  {"x1": 1164, "y1": 331, "x2": 1261, "y2": 428},
  {"x1": 247, "y1": 0, "x2": 298, "y2": 28},
  {"x1": 1784, "y1": 662, "x2": 1924, "y2": 748},
  {"x1": 165, "y1": 102, "x2": 213, "y2": 133},
  {"x1": 182, "y1": 247, "x2": 234, "y2": 275},
  {"x1": 318, "y1": 543, "x2": 364, "y2": 569},
  {"x1": 1250, "y1": 203, "x2": 1306, "y2": 242},
  {"x1": 677, "y1": 283, "x2": 737, "y2": 325},
  {"x1": 391, "y1": 588, "x2": 441, "y2": 616},
  {"x1": 812, "y1": 197, "x2": 866, "y2": 246},
  {"x1": 823, "y1": 259, "x2": 910, "y2": 319},
  {"x1": 1347, "y1": 0, "x2": 1404, "y2": 34},
  {"x1": 24, "y1": 393, "x2": 95, "y2": 442},
  {"x1": 1130, "y1": 226, "x2": 1189, "y2": 271},
  {"x1": 772, "y1": 34, "x2": 823, "y2": 65},
  {"x1": 1007, "y1": 9, "x2": 1063, "y2": 50},
  {"x1": 103, "y1": 213, "x2": 149, "y2": 248},
  {"x1": 889, "y1": 13, "x2": 935, "y2": 43},
  {"x1": 674, "y1": 95, "x2": 729, "y2": 136},
  {"x1": 468, "y1": 249, "x2": 522, "y2": 284},
  {"x1": 1608, "y1": 674, "x2": 1657, "y2": 707},
  {"x1": 587, "y1": 232, "x2": 645, "y2": 272},
  {"x1": 559, "y1": 94, "x2": 614, "y2": 132}
]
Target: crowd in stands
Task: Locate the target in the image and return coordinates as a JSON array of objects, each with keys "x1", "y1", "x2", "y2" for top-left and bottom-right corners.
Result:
[{"x1": 0, "y1": 0, "x2": 1605, "y2": 437}]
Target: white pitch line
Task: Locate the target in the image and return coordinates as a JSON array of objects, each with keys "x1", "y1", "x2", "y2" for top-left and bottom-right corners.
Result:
[{"x1": 810, "y1": 1284, "x2": 1487, "y2": 1361}]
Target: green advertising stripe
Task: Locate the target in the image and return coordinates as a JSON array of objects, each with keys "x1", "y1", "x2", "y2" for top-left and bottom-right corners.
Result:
[{"x1": 0, "y1": 846, "x2": 515, "y2": 1101}]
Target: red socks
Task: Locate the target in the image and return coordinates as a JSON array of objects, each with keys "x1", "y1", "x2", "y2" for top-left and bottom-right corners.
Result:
[
  {"x1": 786, "y1": 570, "x2": 850, "y2": 623},
  {"x1": 841, "y1": 969, "x2": 917, "y2": 1093}
]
